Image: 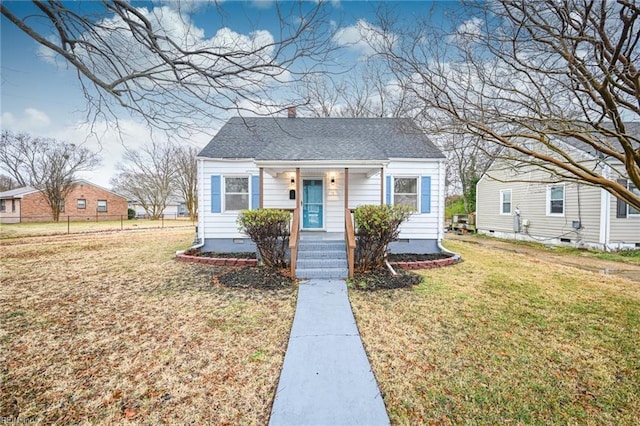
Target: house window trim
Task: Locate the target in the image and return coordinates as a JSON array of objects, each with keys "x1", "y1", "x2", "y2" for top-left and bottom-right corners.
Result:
[
  {"x1": 628, "y1": 182, "x2": 640, "y2": 217},
  {"x1": 97, "y1": 200, "x2": 108, "y2": 213},
  {"x1": 223, "y1": 175, "x2": 250, "y2": 213},
  {"x1": 77, "y1": 199, "x2": 87, "y2": 210},
  {"x1": 392, "y1": 176, "x2": 419, "y2": 211},
  {"x1": 546, "y1": 184, "x2": 565, "y2": 216},
  {"x1": 500, "y1": 189, "x2": 512, "y2": 215}
]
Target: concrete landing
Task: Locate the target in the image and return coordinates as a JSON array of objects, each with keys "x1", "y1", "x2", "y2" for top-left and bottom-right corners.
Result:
[{"x1": 269, "y1": 279, "x2": 390, "y2": 426}]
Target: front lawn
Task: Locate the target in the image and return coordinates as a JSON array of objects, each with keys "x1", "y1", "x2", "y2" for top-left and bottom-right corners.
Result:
[
  {"x1": 0, "y1": 228, "x2": 296, "y2": 424},
  {"x1": 350, "y1": 239, "x2": 640, "y2": 424}
]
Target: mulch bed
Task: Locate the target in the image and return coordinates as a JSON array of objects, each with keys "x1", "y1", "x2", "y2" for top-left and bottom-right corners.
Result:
[
  {"x1": 349, "y1": 269, "x2": 422, "y2": 291},
  {"x1": 387, "y1": 252, "x2": 454, "y2": 262},
  {"x1": 217, "y1": 267, "x2": 295, "y2": 290}
]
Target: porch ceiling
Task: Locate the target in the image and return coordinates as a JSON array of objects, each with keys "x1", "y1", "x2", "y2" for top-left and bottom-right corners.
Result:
[{"x1": 264, "y1": 166, "x2": 380, "y2": 177}]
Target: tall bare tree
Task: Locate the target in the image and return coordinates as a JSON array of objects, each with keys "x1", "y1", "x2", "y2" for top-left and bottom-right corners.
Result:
[
  {"x1": 0, "y1": 131, "x2": 101, "y2": 221},
  {"x1": 173, "y1": 145, "x2": 198, "y2": 221},
  {"x1": 0, "y1": 175, "x2": 17, "y2": 192},
  {"x1": 1, "y1": 1, "x2": 338, "y2": 135},
  {"x1": 296, "y1": 59, "x2": 409, "y2": 118},
  {"x1": 371, "y1": 0, "x2": 640, "y2": 211},
  {"x1": 110, "y1": 142, "x2": 176, "y2": 220}
]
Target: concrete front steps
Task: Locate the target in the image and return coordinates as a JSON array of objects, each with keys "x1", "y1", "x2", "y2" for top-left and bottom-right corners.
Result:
[{"x1": 295, "y1": 240, "x2": 348, "y2": 279}]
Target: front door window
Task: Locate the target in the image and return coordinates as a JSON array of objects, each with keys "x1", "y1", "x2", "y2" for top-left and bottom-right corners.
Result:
[{"x1": 303, "y1": 179, "x2": 323, "y2": 229}]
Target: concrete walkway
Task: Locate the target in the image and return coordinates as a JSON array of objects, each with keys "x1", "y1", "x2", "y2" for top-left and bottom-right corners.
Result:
[{"x1": 269, "y1": 279, "x2": 390, "y2": 426}]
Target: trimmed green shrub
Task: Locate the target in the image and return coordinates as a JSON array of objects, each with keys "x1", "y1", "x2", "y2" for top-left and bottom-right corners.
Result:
[
  {"x1": 127, "y1": 208, "x2": 136, "y2": 220},
  {"x1": 237, "y1": 209, "x2": 291, "y2": 268},
  {"x1": 354, "y1": 204, "x2": 413, "y2": 272}
]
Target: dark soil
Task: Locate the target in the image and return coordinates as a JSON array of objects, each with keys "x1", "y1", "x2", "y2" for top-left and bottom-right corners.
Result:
[
  {"x1": 217, "y1": 267, "x2": 294, "y2": 290},
  {"x1": 388, "y1": 252, "x2": 453, "y2": 262},
  {"x1": 191, "y1": 251, "x2": 257, "y2": 259},
  {"x1": 349, "y1": 269, "x2": 422, "y2": 291}
]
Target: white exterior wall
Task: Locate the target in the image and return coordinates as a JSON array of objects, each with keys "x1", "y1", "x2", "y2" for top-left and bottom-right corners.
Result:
[
  {"x1": 198, "y1": 159, "x2": 259, "y2": 241},
  {"x1": 198, "y1": 158, "x2": 444, "y2": 244},
  {"x1": 386, "y1": 160, "x2": 443, "y2": 241}
]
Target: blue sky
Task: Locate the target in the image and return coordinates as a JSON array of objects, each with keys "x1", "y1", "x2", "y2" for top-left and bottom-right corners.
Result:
[{"x1": 1, "y1": 1, "x2": 457, "y2": 187}]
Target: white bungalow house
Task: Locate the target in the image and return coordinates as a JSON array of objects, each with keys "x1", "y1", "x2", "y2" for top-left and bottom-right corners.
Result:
[
  {"x1": 476, "y1": 130, "x2": 640, "y2": 250},
  {"x1": 195, "y1": 112, "x2": 446, "y2": 277}
]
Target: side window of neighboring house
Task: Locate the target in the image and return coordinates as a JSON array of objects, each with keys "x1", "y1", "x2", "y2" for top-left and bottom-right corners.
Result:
[
  {"x1": 0, "y1": 199, "x2": 5, "y2": 212},
  {"x1": 77, "y1": 199, "x2": 86, "y2": 209},
  {"x1": 500, "y1": 189, "x2": 512, "y2": 214},
  {"x1": 11, "y1": 199, "x2": 15, "y2": 212},
  {"x1": 629, "y1": 183, "x2": 640, "y2": 216},
  {"x1": 97, "y1": 200, "x2": 108, "y2": 212},
  {"x1": 59, "y1": 200, "x2": 65, "y2": 212},
  {"x1": 547, "y1": 184, "x2": 564, "y2": 215},
  {"x1": 224, "y1": 177, "x2": 249, "y2": 211},
  {"x1": 393, "y1": 177, "x2": 418, "y2": 210},
  {"x1": 615, "y1": 179, "x2": 639, "y2": 218}
]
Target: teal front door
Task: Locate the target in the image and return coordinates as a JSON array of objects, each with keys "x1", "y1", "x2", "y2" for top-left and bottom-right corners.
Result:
[{"x1": 302, "y1": 179, "x2": 323, "y2": 229}]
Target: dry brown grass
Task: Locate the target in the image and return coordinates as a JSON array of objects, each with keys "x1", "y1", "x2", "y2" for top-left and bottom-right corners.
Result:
[
  {"x1": 350, "y1": 240, "x2": 640, "y2": 425},
  {"x1": 0, "y1": 228, "x2": 296, "y2": 424}
]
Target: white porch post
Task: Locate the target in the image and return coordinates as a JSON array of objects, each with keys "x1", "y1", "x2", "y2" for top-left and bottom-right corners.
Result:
[
  {"x1": 380, "y1": 167, "x2": 384, "y2": 205},
  {"x1": 259, "y1": 167, "x2": 264, "y2": 209},
  {"x1": 344, "y1": 167, "x2": 349, "y2": 211}
]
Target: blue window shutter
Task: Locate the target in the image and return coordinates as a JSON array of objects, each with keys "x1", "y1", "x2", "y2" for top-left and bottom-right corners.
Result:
[
  {"x1": 421, "y1": 176, "x2": 431, "y2": 213},
  {"x1": 386, "y1": 175, "x2": 392, "y2": 205},
  {"x1": 251, "y1": 175, "x2": 260, "y2": 210},
  {"x1": 211, "y1": 175, "x2": 221, "y2": 213}
]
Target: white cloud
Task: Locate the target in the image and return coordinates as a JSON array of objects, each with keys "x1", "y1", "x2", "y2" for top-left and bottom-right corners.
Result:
[
  {"x1": 0, "y1": 111, "x2": 210, "y2": 188},
  {"x1": 0, "y1": 108, "x2": 51, "y2": 130},
  {"x1": 36, "y1": 35, "x2": 58, "y2": 65},
  {"x1": 448, "y1": 17, "x2": 484, "y2": 45},
  {"x1": 251, "y1": 0, "x2": 274, "y2": 10},
  {"x1": 333, "y1": 20, "x2": 395, "y2": 59}
]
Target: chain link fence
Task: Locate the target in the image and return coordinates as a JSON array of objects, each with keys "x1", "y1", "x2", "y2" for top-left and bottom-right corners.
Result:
[{"x1": 0, "y1": 214, "x2": 196, "y2": 238}]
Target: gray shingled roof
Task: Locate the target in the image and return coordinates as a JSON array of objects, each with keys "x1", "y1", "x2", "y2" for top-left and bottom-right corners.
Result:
[
  {"x1": 0, "y1": 186, "x2": 38, "y2": 199},
  {"x1": 198, "y1": 117, "x2": 445, "y2": 161}
]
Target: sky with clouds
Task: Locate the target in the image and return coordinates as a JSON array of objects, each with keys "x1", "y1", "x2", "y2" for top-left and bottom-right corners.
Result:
[{"x1": 1, "y1": 1, "x2": 457, "y2": 188}]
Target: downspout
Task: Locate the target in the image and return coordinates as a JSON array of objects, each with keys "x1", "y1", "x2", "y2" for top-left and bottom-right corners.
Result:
[
  {"x1": 179, "y1": 157, "x2": 206, "y2": 253},
  {"x1": 438, "y1": 159, "x2": 461, "y2": 262},
  {"x1": 599, "y1": 164, "x2": 611, "y2": 251}
]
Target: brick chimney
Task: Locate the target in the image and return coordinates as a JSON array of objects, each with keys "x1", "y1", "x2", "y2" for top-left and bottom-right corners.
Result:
[{"x1": 287, "y1": 107, "x2": 296, "y2": 118}]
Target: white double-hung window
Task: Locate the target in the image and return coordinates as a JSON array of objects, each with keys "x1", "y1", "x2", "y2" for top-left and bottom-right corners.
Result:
[
  {"x1": 547, "y1": 184, "x2": 565, "y2": 215},
  {"x1": 500, "y1": 189, "x2": 512, "y2": 214},
  {"x1": 224, "y1": 177, "x2": 249, "y2": 211},
  {"x1": 393, "y1": 177, "x2": 418, "y2": 210}
]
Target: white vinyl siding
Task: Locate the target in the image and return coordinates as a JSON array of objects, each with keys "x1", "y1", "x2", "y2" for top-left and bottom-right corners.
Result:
[
  {"x1": 199, "y1": 159, "x2": 443, "y2": 240},
  {"x1": 476, "y1": 158, "x2": 604, "y2": 246},
  {"x1": 386, "y1": 161, "x2": 442, "y2": 240},
  {"x1": 199, "y1": 160, "x2": 258, "y2": 239}
]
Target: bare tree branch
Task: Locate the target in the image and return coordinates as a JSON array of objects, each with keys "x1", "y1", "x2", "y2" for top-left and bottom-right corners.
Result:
[
  {"x1": 371, "y1": 0, "x2": 640, "y2": 211},
  {"x1": 1, "y1": 1, "x2": 339, "y2": 136}
]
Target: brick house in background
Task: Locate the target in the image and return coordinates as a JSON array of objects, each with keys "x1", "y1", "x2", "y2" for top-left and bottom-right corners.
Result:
[{"x1": 0, "y1": 179, "x2": 128, "y2": 223}]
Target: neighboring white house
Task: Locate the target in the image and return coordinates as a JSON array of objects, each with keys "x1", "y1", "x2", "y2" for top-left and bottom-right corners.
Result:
[
  {"x1": 476, "y1": 135, "x2": 640, "y2": 250},
  {"x1": 128, "y1": 198, "x2": 188, "y2": 218},
  {"x1": 196, "y1": 113, "x2": 447, "y2": 255}
]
